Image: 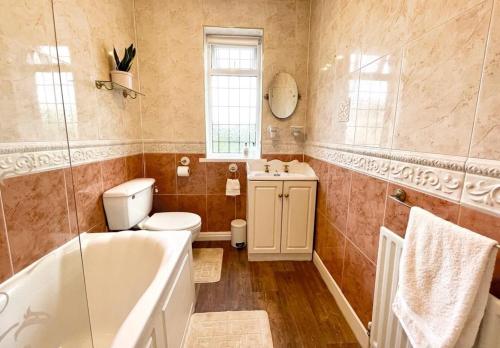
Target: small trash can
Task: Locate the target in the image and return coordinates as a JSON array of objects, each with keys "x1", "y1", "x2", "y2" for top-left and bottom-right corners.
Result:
[{"x1": 231, "y1": 219, "x2": 247, "y2": 249}]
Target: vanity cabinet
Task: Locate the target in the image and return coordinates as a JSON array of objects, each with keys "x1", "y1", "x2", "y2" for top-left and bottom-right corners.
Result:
[{"x1": 247, "y1": 180, "x2": 317, "y2": 261}]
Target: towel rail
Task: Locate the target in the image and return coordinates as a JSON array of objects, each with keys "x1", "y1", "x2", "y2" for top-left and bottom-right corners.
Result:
[
  {"x1": 227, "y1": 163, "x2": 239, "y2": 179},
  {"x1": 389, "y1": 188, "x2": 500, "y2": 249}
]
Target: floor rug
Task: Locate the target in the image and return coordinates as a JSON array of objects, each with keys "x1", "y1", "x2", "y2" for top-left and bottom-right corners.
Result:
[
  {"x1": 193, "y1": 248, "x2": 223, "y2": 283},
  {"x1": 183, "y1": 311, "x2": 273, "y2": 347}
]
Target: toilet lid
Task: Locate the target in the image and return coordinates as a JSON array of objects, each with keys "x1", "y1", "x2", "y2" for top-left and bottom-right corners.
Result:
[{"x1": 143, "y1": 212, "x2": 201, "y2": 231}]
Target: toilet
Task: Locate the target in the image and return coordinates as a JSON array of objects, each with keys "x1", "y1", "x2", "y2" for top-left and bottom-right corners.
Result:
[{"x1": 102, "y1": 178, "x2": 201, "y2": 240}]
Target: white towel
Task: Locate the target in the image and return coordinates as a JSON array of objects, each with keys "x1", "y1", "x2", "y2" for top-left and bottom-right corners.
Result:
[
  {"x1": 392, "y1": 207, "x2": 497, "y2": 348},
  {"x1": 225, "y1": 179, "x2": 240, "y2": 196}
]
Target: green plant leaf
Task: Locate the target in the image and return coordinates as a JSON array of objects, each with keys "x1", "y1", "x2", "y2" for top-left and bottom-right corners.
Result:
[
  {"x1": 113, "y1": 47, "x2": 120, "y2": 69},
  {"x1": 119, "y1": 48, "x2": 129, "y2": 71},
  {"x1": 115, "y1": 44, "x2": 136, "y2": 72}
]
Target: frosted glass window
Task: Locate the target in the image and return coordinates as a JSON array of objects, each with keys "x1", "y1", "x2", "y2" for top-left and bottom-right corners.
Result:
[{"x1": 206, "y1": 36, "x2": 262, "y2": 157}]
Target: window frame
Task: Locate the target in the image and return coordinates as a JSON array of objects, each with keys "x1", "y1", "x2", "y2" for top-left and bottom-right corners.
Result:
[{"x1": 204, "y1": 31, "x2": 263, "y2": 159}]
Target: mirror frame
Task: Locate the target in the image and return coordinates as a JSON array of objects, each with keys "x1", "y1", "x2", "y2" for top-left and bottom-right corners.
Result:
[{"x1": 267, "y1": 72, "x2": 299, "y2": 119}]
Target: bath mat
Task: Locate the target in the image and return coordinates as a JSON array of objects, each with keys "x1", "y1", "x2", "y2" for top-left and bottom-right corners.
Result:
[
  {"x1": 192, "y1": 248, "x2": 223, "y2": 283},
  {"x1": 183, "y1": 311, "x2": 273, "y2": 348}
]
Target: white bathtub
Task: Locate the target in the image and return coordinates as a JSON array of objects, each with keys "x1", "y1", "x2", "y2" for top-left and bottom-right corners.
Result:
[{"x1": 0, "y1": 230, "x2": 195, "y2": 348}]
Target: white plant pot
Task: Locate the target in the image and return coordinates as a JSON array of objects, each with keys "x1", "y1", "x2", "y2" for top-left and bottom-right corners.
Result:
[{"x1": 110, "y1": 70, "x2": 133, "y2": 89}]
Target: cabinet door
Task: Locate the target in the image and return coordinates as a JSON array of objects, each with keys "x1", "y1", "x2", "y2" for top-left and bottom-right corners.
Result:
[
  {"x1": 248, "y1": 181, "x2": 283, "y2": 254},
  {"x1": 281, "y1": 181, "x2": 317, "y2": 253}
]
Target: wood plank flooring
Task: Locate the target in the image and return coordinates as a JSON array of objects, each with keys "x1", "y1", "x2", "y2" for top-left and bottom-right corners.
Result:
[{"x1": 193, "y1": 241, "x2": 360, "y2": 348}]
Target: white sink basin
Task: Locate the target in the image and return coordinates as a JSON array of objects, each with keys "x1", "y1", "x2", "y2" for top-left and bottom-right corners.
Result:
[{"x1": 247, "y1": 159, "x2": 318, "y2": 181}]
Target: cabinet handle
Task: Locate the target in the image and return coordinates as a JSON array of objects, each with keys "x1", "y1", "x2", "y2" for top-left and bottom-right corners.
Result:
[
  {"x1": 284, "y1": 193, "x2": 289, "y2": 198},
  {"x1": 278, "y1": 193, "x2": 283, "y2": 198}
]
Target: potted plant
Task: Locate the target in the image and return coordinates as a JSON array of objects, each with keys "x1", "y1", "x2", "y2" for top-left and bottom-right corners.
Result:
[{"x1": 110, "y1": 44, "x2": 136, "y2": 89}]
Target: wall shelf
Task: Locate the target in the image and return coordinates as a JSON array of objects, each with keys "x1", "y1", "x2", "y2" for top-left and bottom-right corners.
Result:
[{"x1": 95, "y1": 80, "x2": 144, "y2": 99}]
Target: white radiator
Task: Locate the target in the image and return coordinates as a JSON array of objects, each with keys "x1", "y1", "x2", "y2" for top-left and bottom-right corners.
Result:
[{"x1": 370, "y1": 226, "x2": 500, "y2": 348}]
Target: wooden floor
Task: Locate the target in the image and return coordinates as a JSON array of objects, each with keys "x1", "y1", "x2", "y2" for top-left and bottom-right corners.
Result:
[{"x1": 193, "y1": 241, "x2": 360, "y2": 348}]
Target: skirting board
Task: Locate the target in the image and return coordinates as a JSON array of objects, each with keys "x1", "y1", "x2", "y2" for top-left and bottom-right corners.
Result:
[
  {"x1": 195, "y1": 231, "x2": 231, "y2": 241},
  {"x1": 313, "y1": 251, "x2": 369, "y2": 348},
  {"x1": 248, "y1": 253, "x2": 312, "y2": 261}
]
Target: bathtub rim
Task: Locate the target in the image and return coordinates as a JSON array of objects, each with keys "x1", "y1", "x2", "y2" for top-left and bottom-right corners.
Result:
[{"x1": 0, "y1": 233, "x2": 83, "y2": 290}]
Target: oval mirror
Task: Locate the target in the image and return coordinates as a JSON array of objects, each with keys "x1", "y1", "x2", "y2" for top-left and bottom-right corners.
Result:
[{"x1": 268, "y1": 72, "x2": 298, "y2": 119}]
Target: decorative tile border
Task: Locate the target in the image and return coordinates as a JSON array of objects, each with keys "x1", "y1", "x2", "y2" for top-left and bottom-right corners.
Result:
[
  {"x1": 388, "y1": 159, "x2": 464, "y2": 202},
  {"x1": 69, "y1": 141, "x2": 142, "y2": 165},
  {"x1": 0, "y1": 139, "x2": 303, "y2": 181},
  {"x1": 0, "y1": 147, "x2": 69, "y2": 180},
  {"x1": 0, "y1": 140, "x2": 142, "y2": 181},
  {"x1": 305, "y1": 143, "x2": 392, "y2": 180},
  {"x1": 143, "y1": 140, "x2": 305, "y2": 155},
  {"x1": 143, "y1": 140, "x2": 206, "y2": 154},
  {"x1": 306, "y1": 142, "x2": 500, "y2": 216},
  {"x1": 462, "y1": 159, "x2": 500, "y2": 216},
  {"x1": 462, "y1": 173, "x2": 500, "y2": 216},
  {"x1": 465, "y1": 158, "x2": 500, "y2": 179}
]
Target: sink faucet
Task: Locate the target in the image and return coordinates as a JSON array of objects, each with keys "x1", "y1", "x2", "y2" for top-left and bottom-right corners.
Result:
[
  {"x1": 284, "y1": 164, "x2": 289, "y2": 173},
  {"x1": 264, "y1": 164, "x2": 270, "y2": 173}
]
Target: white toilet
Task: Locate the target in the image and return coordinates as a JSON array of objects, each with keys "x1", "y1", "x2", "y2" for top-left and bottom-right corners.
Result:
[{"x1": 102, "y1": 178, "x2": 201, "y2": 240}]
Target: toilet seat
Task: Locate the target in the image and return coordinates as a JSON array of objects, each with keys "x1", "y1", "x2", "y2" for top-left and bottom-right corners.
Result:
[{"x1": 142, "y1": 212, "x2": 201, "y2": 231}]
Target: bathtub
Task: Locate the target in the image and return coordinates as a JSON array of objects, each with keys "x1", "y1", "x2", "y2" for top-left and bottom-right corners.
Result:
[{"x1": 0, "y1": 230, "x2": 195, "y2": 348}]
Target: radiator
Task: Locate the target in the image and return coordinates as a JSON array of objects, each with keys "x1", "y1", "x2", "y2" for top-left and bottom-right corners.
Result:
[{"x1": 370, "y1": 226, "x2": 500, "y2": 348}]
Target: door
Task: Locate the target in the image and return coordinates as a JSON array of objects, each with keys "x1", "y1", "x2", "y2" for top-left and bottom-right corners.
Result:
[
  {"x1": 248, "y1": 181, "x2": 283, "y2": 253},
  {"x1": 281, "y1": 181, "x2": 317, "y2": 253}
]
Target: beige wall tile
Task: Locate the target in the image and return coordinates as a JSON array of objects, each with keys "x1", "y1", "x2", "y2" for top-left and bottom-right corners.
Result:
[
  {"x1": 0, "y1": 0, "x2": 68, "y2": 142},
  {"x1": 470, "y1": 0, "x2": 500, "y2": 160},
  {"x1": 307, "y1": 0, "x2": 323, "y2": 96},
  {"x1": 52, "y1": 0, "x2": 141, "y2": 142},
  {"x1": 329, "y1": 71, "x2": 360, "y2": 145},
  {"x1": 408, "y1": 0, "x2": 485, "y2": 40},
  {"x1": 361, "y1": 0, "x2": 409, "y2": 66},
  {"x1": 354, "y1": 52, "x2": 402, "y2": 149},
  {"x1": 393, "y1": 1, "x2": 491, "y2": 156},
  {"x1": 331, "y1": 1, "x2": 364, "y2": 78},
  {"x1": 135, "y1": 0, "x2": 311, "y2": 150}
]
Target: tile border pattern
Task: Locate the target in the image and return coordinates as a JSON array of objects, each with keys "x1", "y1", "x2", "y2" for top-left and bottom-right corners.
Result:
[
  {"x1": 0, "y1": 140, "x2": 142, "y2": 181},
  {"x1": 305, "y1": 142, "x2": 500, "y2": 217},
  {"x1": 388, "y1": 159, "x2": 464, "y2": 202},
  {"x1": 462, "y1": 157, "x2": 500, "y2": 215},
  {"x1": 143, "y1": 140, "x2": 206, "y2": 154},
  {"x1": 0, "y1": 139, "x2": 304, "y2": 181},
  {"x1": 143, "y1": 140, "x2": 305, "y2": 155}
]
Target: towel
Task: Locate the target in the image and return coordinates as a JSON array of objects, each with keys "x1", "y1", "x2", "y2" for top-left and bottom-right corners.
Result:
[
  {"x1": 392, "y1": 207, "x2": 497, "y2": 348},
  {"x1": 225, "y1": 179, "x2": 240, "y2": 196}
]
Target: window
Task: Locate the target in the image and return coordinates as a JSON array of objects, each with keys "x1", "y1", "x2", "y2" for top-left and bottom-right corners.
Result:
[{"x1": 205, "y1": 29, "x2": 262, "y2": 158}]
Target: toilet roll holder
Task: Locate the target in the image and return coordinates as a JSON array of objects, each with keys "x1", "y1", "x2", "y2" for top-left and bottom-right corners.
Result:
[{"x1": 179, "y1": 156, "x2": 190, "y2": 166}]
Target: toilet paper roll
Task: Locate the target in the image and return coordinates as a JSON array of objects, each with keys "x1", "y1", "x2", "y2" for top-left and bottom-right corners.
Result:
[{"x1": 177, "y1": 166, "x2": 190, "y2": 177}]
